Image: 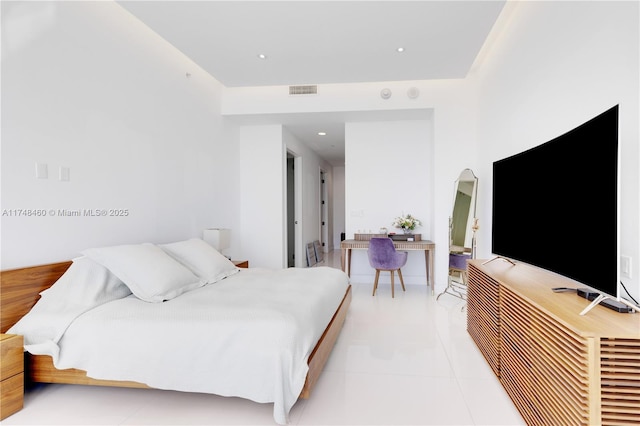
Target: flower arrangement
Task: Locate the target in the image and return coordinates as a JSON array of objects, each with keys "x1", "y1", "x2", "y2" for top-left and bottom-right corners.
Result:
[{"x1": 392, "y1": 213, "x2": 421, "y2": 232}]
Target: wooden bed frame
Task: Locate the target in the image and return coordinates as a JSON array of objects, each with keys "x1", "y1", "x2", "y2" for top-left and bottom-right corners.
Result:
[{"x1": 0, "y1": 261, "x2": 352, "y2": 399}]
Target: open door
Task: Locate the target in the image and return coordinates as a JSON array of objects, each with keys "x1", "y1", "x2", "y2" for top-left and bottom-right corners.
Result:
[
  {"x1": 286, "y1": 153, "x2": 296, "y2": 267},
  {"x1": 319, "y1": 169, "x2": 329, "y2": 254},
  {"x1": 286, "y1": 151, "x2": 303, "y2": 267}
]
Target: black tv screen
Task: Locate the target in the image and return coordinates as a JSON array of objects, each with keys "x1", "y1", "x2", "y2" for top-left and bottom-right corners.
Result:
[{"x1": 492, "y1": 105, "x2": 619, "y2": 297}]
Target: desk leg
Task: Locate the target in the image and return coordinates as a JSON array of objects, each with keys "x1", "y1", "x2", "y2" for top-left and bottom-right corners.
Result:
[
  {"x1": 430, "y1": 250, "x2": 435, "y2": 295},
  {"x1": 341, "y1": 248, "x2": 352, "y2": 277},
  {"x1": 425, "y1": 250, "x2": 434, "y2": 295},
  {"x1": 341, "y1": 248, "x2": 347, "y2": 274}
]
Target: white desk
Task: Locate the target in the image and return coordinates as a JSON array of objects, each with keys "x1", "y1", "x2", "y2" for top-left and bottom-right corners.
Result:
[{"x1": 340, "y1": 239, "x2": 436, "y2": 294}]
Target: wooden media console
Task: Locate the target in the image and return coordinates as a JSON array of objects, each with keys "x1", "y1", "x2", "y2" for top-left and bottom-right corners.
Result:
[{"x1": 467, "y1": 259, "x2": 639, "y2": 426}]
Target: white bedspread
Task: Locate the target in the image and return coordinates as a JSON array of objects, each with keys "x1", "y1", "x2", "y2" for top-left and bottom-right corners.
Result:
[{"x1": 38, "y1": 267, "x2": 349, "y2": 424}]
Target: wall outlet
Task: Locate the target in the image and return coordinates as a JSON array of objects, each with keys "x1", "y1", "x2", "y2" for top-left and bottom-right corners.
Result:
[{"x1": 620, "y1": 255, "x2": 632, "y2": 279}]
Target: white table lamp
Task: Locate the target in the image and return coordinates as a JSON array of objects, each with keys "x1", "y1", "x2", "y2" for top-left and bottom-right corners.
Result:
[{"x1": 203, "y1": 228, "x2": 231, "y2": 257}]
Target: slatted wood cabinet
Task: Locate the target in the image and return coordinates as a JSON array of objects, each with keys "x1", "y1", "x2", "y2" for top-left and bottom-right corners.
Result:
[{"x1": 467, "y1": 259, "x2": 640, "y2": 426}]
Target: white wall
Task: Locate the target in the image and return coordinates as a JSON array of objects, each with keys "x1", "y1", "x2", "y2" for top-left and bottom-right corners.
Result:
[
  {"x1": 238, "y1": 125, "x2": 285, "y2": 268},
  {"x1": 223, "y1": 81, "x2": 479, "y2": 291},
  {"x1": 332, "y1": 166, "x2": 346, "y2": 248},
  {"x1": 1, "y1": 1, "x2": 238, "y2": 268},
  {"x1": 344, "y1": 119, "x2": 433, "y2": 284},
  {"x1": 6, "y1": 1, "x2": 631, "y2": 301},
  {"x1": 471, "y1": 1, "x2": 640, "y2": 300}
]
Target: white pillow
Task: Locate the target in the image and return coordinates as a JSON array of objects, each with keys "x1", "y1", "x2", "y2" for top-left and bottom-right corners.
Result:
[
  {"x1": 82, "y1": 243, "x2": 204, "y2": 302},
  {"x1": 8, "y1": 256, "x2": 131, "y2": 351},
  {"x1": 160, "y1": 238, "x2": 239, "y2": 284}
]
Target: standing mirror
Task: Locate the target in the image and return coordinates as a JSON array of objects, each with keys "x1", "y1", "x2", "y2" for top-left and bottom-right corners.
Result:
[{"x1": 437, "y1": 168, "x2": 478, "y2": 302}]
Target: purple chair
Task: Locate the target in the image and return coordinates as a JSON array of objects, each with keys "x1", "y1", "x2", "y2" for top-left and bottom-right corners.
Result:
[{"x1": 367, "y1": 237, "x2": 408, "y2": 298}]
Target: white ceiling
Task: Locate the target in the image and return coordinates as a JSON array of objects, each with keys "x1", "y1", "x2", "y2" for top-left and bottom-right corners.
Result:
[{"x1": 117, "y1": 1, "x2": 506, "y2": 165}]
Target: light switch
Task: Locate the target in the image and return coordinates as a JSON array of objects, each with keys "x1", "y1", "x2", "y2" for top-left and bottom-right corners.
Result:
[
  {"x1": 59, "y1": 166, "x2": 70, "y2": 181},
  {"x1": 35, "y1": 163, "x2": 48, "y2": 179}
]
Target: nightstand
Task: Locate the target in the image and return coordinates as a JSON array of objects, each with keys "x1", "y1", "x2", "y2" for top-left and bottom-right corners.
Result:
[
  {"x1": 233, "y1": 260, "x2": 249, "y2": 268},
  {"x1": 1, "y1": 334, "x2": 23, "y2": 420}
]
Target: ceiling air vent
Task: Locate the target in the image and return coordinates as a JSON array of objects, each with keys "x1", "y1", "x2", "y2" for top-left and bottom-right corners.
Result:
[{"x1": 289, "y1": 85, "x2": 318, "y2": 95}]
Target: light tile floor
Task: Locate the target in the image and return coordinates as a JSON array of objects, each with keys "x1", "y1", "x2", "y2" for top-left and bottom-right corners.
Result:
[{"x1": 2, "y1": 251, "x2": 524, "y2": 426}]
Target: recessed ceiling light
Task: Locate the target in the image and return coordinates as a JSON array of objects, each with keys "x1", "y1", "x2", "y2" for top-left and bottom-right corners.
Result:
[
  {"x1": 397, "y1": 47, "x2": 405, "y2": 53},
  {"x1": 318, "y1": 132, "x2": 327, "y2": 136},
  {"x1": 257, "y1": 54, "x2": 267, "y2": 60}
]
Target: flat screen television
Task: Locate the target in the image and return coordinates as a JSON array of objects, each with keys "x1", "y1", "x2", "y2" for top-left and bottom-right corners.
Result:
[{"x1": 492, "y1": 105, "x2": 619, "y2": 302}]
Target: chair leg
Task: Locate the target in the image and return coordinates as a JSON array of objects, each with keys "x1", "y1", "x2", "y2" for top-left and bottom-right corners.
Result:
[
  {"x1": 397, "y1": 268, "x2": 406, "y2": 292},
  {"x1": 372, "y1": 270, "x2": 380, "y2": 296},
  {"x1": 390, "y1": 271, "x2": 395, "y2": 298}
]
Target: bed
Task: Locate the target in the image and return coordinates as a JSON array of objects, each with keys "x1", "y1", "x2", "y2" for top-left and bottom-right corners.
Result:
[{"x1": 0, "y1": 239, "x2": 352, "y2": 424}]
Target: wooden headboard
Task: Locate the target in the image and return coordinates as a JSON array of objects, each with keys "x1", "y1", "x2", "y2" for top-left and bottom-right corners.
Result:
[{"x1": 0, "y1": 261, "x2": 72, "y2": 333}]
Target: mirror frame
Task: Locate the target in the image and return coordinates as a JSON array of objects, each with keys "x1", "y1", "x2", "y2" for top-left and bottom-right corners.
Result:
[{"x1": 449, "y1": 168, "x2": 478, "y2": 257}]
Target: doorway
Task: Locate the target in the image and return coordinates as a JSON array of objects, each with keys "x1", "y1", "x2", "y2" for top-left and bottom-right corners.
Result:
[
  {"x1": 319, "y1": 169, "x2": 329, "y2": 254},
  {"x1": 286, "y1": 151, "x2": 302, "y2": 267},
  {"x1": 287, "y1": 153, "x2": 295, "y2": 267}
]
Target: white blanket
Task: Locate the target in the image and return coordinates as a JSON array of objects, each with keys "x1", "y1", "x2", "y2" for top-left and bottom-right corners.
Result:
[{"x1": 19, "y1": 267, "x2": 349, "y2": 424}]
